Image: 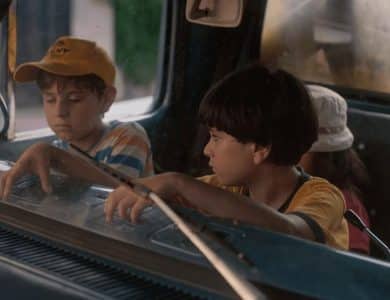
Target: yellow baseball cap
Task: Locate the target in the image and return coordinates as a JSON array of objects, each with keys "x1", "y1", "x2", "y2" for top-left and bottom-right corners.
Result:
[{"x1": 14, "y1": 36, "x2": 115, "y2": 86}]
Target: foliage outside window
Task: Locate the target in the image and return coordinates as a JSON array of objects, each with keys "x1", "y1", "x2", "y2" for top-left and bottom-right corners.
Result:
[{"x1": 114, "y1": 0, "x2": 162, "y2": 85}]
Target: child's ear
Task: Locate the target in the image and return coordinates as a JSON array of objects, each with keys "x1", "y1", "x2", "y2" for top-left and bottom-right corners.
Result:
[
  {"x1": 252, "y1": 144, "x2": 271, "y2": 165},
  {"x1": 101, "y1": 86, "x2": 116, "y2": 113}
]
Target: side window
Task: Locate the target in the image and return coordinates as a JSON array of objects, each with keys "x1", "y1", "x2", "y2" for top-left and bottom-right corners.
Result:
[
  {"x1": 261, "y1": 0, "x2": 390, "y2": 102},
  {"x1": 14, "y1": 0, "x2": 162, "y2": 132}
]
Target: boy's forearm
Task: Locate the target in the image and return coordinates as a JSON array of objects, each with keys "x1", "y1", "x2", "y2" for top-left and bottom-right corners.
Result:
[
  {"x1": 49, "y1": 146, "x2": 120, "y2": 188},
  {"x1": 167, "y1": 173, "x2": 310, "y2": 239}
]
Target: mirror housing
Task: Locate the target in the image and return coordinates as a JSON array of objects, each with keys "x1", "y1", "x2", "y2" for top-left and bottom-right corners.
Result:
[{"x1": 186, "y1": 0, "x2": 244, "y2": 28}]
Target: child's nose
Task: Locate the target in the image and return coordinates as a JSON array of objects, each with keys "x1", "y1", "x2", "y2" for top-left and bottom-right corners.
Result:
[
  {"x1": 203, "y1": 140, "x2": 213, "y2": 157},
  {"x1": 56, "y1": 100, "x2": 69, "y2": 117}
]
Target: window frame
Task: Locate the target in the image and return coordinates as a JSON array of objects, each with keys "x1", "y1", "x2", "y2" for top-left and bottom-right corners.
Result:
[{"x1": 0, "y1": 0, "x2": 176, "y2": 141}]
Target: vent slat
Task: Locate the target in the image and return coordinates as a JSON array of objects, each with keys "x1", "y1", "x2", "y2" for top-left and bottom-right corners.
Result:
[
  {"x1": 0, "y1": 225, "x2": 200, "y2": 299},
  {"x1": 57, "y1": 263, "x2": 96, "y2": 276},
  {"x1": 62, "y1": 264, "x2": 100, "y2": 278}
]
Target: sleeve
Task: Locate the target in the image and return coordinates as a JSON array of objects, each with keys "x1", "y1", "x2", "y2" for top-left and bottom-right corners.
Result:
[
  {"x1": 197, "y1": 175, "x2": 222, "y2": 186},
  {"x1": 197, "y1": 175, "x2": 246, "y2": 194},
  {"x1": 104, "y1": 124, "x2": 154, "y2": 178},
  {"x1": 286, "y1": 179, "x2": 347, "y2": 246}
]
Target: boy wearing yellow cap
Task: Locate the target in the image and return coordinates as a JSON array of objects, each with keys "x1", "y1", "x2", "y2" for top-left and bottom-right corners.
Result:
[{"x1": 0, "y1": 36, "x2": 153, "y2": 195}]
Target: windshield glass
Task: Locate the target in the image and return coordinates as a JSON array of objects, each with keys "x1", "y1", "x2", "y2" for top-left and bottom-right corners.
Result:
[{"x1": 261, "y1": 0, "x2": 390, "y2": 99}]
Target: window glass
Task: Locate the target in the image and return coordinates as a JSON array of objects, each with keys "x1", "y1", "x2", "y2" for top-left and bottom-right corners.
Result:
[
  {"x1": 261, "y1": 0, "x2": 390, "y2": 100},
  {"x1": 14, "y1": 0, "x2": 162, "y2": 132}
]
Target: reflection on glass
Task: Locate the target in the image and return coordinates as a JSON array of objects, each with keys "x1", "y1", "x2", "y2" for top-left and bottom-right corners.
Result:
[
  {"x1": 0, "y1": 160, "x2": 217, "y2": 264},
  {"x1": 150, "y1": 224, "x2": 202, "y2": 257},
  {"x1": 261, "y1": 0, "x2": 390, "y2": 97}
]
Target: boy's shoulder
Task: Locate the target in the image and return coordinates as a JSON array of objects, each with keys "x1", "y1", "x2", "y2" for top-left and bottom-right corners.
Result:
[
  {"x1": 93, "y1": 121, "x2": 152, "y2": 156},
  {"x1": 297, "y1": 177, "x2": 344, "y2": 199},
  {"x1": 289, "y1": 176, "x2": 346, "y2": 214},
  {"x1": 105, "y1": 121, "x2": 150, "y2": 143},
  {"x1": 108, "y1": 120, "x2": 147, "y2": 135}
]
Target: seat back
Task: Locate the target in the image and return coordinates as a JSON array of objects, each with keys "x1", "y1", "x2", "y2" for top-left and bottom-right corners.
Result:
[{"x1": 348, "y1": 107, "x2": 390, "y2": 256}]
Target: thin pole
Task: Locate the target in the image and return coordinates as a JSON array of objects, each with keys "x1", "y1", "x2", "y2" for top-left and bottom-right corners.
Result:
[
  {"x1": 148, "y1": 191, "x2": 265, "y2": 300},
  {"x1": 70, "y1": 144, "x2": 267, "y2": 299}
]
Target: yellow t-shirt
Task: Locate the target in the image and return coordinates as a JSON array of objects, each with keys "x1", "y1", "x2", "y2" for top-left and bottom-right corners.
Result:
[{"x1": 198, "y1": 174, "x2": 349, "y2": 250}]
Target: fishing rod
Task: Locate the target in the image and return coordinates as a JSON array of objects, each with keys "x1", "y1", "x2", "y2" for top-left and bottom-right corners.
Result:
[{"x1": 70, "y1": 143, "x2": 266, "y2": 300}]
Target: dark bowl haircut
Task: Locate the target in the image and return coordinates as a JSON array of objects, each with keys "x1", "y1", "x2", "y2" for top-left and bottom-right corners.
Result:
[
  {"x1": 199, "y1": 64, "x2": 318, "y2": 165},
  {"x1": 36, "y1": 70, "x2": 106, "y2": 97}
]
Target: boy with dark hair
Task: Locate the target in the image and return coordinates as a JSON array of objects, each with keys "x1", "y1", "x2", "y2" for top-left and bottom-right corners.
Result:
[
  {"x1": 104, "y1": 64, "x2": 349, "y2": 250},
  {"x1": 0, "y1": 36, "x2": 153, "y2": 195}
]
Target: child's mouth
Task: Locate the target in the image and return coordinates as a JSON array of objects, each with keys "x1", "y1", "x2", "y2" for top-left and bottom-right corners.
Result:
[{"x1": 55, "y1": 124, "x2": 72, "y2": 130}]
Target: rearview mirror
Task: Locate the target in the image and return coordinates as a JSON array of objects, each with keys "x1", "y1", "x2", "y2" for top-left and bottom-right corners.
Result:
[{"x1": 186, "y1": 0, "x2": 244, "y2": 28}]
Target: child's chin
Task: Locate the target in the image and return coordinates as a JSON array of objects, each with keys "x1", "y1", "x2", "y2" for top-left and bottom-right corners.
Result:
[{"x1": 56, "y1": 132, "x2": 73, "y2": 141}]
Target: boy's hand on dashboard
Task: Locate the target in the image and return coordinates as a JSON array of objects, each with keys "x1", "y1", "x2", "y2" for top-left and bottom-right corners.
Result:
[{"x1": 0, "y1": 143, "x2": 53, "y2": 200}]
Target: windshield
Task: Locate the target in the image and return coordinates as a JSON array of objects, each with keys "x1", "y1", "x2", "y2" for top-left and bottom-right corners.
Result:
[{"x1": 261, "y1": 0, "x2": 390, "y2": 99}]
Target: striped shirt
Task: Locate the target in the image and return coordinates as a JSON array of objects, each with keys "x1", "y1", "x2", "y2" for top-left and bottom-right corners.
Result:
[{"x1": 53, "y1": 121, "x2": 154, "y2": 178}]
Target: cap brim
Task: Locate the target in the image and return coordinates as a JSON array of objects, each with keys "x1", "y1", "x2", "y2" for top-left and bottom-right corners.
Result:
[
  {"x1": 310, "y1": 127, "x2": 354, "y2": 152},
  {"x1": 14, "y1": 62, "x2": 91, "y2": 82}
]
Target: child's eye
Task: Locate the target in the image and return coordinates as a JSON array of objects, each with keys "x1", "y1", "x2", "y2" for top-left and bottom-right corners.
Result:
[
  {"x1": 210, "y1": 134, "x2": 220, "y2": 142},
  {"x1": 68, "y1": 97, "x2": 81, "y2": 102},
  {"x1": 44, "y1": 97, "x2": 55, "y2": 103}
]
